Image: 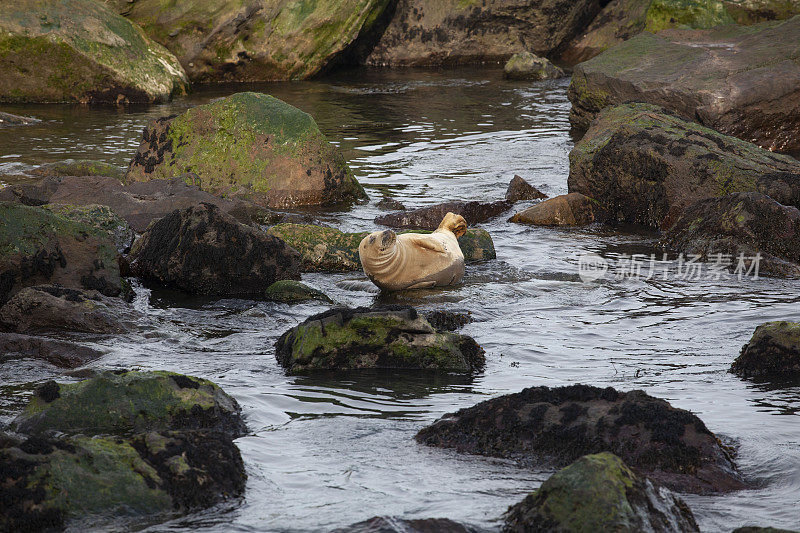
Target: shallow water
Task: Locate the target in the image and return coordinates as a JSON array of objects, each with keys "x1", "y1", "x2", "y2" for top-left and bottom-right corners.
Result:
[{"x1": 1, "y1": 67, "x2": 799, "y2": 532}]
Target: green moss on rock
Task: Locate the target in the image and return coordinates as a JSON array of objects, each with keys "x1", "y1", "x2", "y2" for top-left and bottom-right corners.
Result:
[
  {"x1": 32, "y1": 160, "x2": 125, "y2": 181},
  {"x1": 731, "y1": 321, "x2": 800, "y2": 379},
  {"x1": 44, "y1": 204, "x2": 134, "y2": 253},
  {"x1": 264, "y1": 280, "x2": 332, "y2": 303}
]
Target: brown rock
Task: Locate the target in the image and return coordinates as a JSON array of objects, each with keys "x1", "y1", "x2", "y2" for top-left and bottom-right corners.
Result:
[
  {"x1": 505, "y1": 175, "x2": 547, "y2": 202},
  {"x1": 376, "y1": 200, "x2": 511, "y2": 230},
  {"x1": 509, "y1": 193, "x2": 601, "y2": 226},
  {"x1": 0, "y1": 332, "x2": 105, "y2": 368}
]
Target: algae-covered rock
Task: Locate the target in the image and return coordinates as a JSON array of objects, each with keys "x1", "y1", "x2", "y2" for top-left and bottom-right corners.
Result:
[
  {"x1": 44, "y1": 203, "x2": 135, "y2": 253},
  {"x1": 0, "y1": 285, "x2": 139, "y2": 334},
  {"x1": 0, "y1": 0, "x2": 187, "y2": 104},
  {"x1": 31, "y1": 159, "x2": 125, "y2": 181},
  {"x1": 264, "y1": 280, "x2": 332, "y2": 304},
  {"x1": 503, "y1": 52, "x2": 565, "y2": 81},
  {"x1": 660, "y1": 192, "x2": 800, "y2": 277},
  {"x1": 266, "y1": 223, "x2": 496, "y2": 272},
  {"x1": 0, "y1": 429, "x2": 245, "y2": 531},
  {"x1": 731, "y1": 321, "x2": 800, "y2": 380},
  {"x1": 568, "y1": 103, "x2": 800, "y2": 229},
  {"x1": 568, "y1": 17, "x2": 800, "y2": 153},
  {"x1": 128, "y1": 203, "x2": 301, "y2": 297},
  {"x1": 113, "y1": 0, "x2": 393, "y2": 82},
  {"x1": 416, "y1": 384, "x2": 744, "y2": 493},
  {"x1": 275, "y1": 306, "x2": 485, "y2": 374},
  {"x1": 12, "y1": 370, "x2": 246, "y2": 437},
  {"x1": 503, "y1": 452, "x2": 699, "y2": 532},
  {"x1": 0, "y1": 202, "x2": 122, "y2": 304},
  {"x1": 510, "y1": 193, "x2": 602, "y2": 227},
  {"x1": 125, "y1": 92, "x2": 367, "y2": 209}
]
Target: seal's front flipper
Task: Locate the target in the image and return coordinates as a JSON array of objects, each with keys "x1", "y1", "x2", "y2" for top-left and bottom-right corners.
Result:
[
  {"x1": 404, "y1": 234, "x2": 446, "y2": 253},
  {"x1": 405, "y1": 280, "x2": 437, "y2": 290}
]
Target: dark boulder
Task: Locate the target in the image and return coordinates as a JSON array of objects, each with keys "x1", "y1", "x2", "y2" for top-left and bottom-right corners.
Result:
[
  {"x1": 0, "y1": 332, "x2": 105, "y2": 368},
  {"x1": 731, "y1": 321, "x2": 800, "y2": 381},
  {"x1": 376, "y1": 200, "x2": 511, "y2": 230},
  {"x1": 424, "y1": 310, "x2": 472, "y2": 332},
  {"x1": 275, "y1": 307, "x2": 485, "y2": 374},
  {"x1": 415, "y1": 384, "x2": 744, "y2": 493},
  {"x1": 128, "y1": 203, "x2": 301, "y2": 297},
  {"x1": 503, "y1": 452, "x2": 699, "y2": 532},
  {"x1": 377, "y1": 197, "x2": 406, "y2": 211},
  {"x1": 509, "y1": 193, "x2": 602, "y2": 226},
  {"x1": 335, "y1": 516, "x2": 481, "y2": 533},
  {"x1": 505, "y1": 175, "x2": 547, "y2": 203}
]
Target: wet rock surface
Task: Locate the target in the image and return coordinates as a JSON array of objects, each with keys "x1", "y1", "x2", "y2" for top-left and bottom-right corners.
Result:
[
  {"x1": 503, "y1": 452, "x2": 699, "y2": 533},
  {"x1": 510, "y1": 193, "x2": 602, "y2": 227},
  {"x1": 275, "y1": 307, "x2": 485, "y2": 374},
  {"x1": 416, "y1": 384, "x2": 744, "y2": 493},
  {"x1": 568, "y1": 17, "x2": 800, "y2": 153},
  {"x1": 0, "y1": 332, "x2": 105, "y2": 368},
  {"x1": 424, "y1": 310, "x2": 472, "y2": 332},
  {"x1": 505, "y1": 175, "x2": 547, "y2": 203},
  {"x1": 660, "y1": 192, "x2": 800, "y2": 277},
  {"x1": 568, "y1": 104, "x2": 800, "y2": 230},
  {"x1": 43, "y1": 203, "x2": 135, "y2": 254},
  {"x1": 376, "y1": 197, "x2": 406, "y2": 211},
  {"x1": 731, "y1": 321, "x2": 800, "y2": 380},
  {"x1": 128, "y1": 203, "x2": 301, "y2": 297},
  {"x1": 503, "y1": 53, "x2": 565, "y2": 81},
  {"x1": 125, "y1": 92, "x2": 367, "y2": 209},
  {"x1": 335, "y1": 516, "x2": 482, "y2": 533},
  {"x1": 30, "y1": 159, "x2": 125, "y2": 181},
  {"x1": 375, "y1": 200, "x2": 511, "y2": 230},
  {"x1": 264, "y1": 280, "x2": 332, "y2": 304}
]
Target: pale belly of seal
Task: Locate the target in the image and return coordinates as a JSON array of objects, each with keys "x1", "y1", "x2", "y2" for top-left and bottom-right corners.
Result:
[{"x1": 359, "y1": 231, "x2": 465, "y2": 291}]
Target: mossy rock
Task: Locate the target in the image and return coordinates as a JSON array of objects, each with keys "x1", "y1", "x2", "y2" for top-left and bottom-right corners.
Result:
[
  {"x1": 731, "y1": 321, "x2": 800, "y2": 380},
  {"x1": 12, "y1": 371, "x2": 247, "y2": 437},
  {"x1": 0, "y1": 202, "x2": 122, "y2": 304},
  {"x1": 503, "y1": 52, "x2": 565, "y2": 81},
  {"x1": 275, "y1": 306, "x2": 485, "y2": 374},
  {"x1": 32, "y1": 160, "x2": 125, "y2": 181},
  {"x1": 264, "y1": 280, "x2": 332, "y2": 304},
  {"x1": 44, "y1": 203, "x2": 135, "y2": 253},
  {"x1": 0, "y1": 0, "x2": 187, "y2": 104},
  {"x1": 125, "y1": 92, "x2": 367, "y2": 209},
  {"x1": 267, "y1": 223, "x2": 496, "y2": 272},
  {"x1": 503, "y1": 452, "x2": 699, "y2": 532},
  {"x1": 113, "y1": 0, "x2": 393, "y2": 82}
]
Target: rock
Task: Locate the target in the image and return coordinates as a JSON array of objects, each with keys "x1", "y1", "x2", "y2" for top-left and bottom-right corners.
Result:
[
  {"x1": 503, "y1": 452, "x2": 699, "y2": 533},
  {"x1": 0, "y1": 429, "x2": 245, "y2": 530},
  {"x1": 365, "y1": 0, "x2": 601, "y2": 67},
  {"x1": 377, "y1": 197, "x2": 406, "y2": 211},
  {"x1": 732, "y1": 528, "x2": 799, "y2": 533},
  {"x1": 1, "y1": 174, "x2": 272, "y2": 233},
  {"x1": 503, "y1": 52, "x2": 565, "y2": 81},
  {"x1": 275, "y1": 306, "x2": 485, "y2": 374},
  {"x1": 0, "y1": 0, "x2": 187, "y2": 104},
  {"x1": 568, "y1": 17, "x2": 800, "y2": 153},
  {"x1": 128, "y1": 203, "x2": 301, "y2": 297},
  {"x1": 112, "y1": 0, "x2": 393, "y2": 82},
  {"x1": 43, "y1": 203, "x2": 135, "y2": 253},
  {"x1": 415, "y1": 384, "x2": 744, "y2": 493},
  {"x1": 264, "y1": 280, "x2": 332, "y2": 304},
  {"x1": 12, "y1": 370, "x2": 247, "y2": 437},
  {"x1": 424, "y1": 310, "x2": 472, "y2": 332},
  {"x1": 375, "y1": 200, "x2": 511, "y2": 229},
  {"x1": 0, "y1": 285, "x2": 139, "y2": 334},
  {"x1": 125, "y1": 92, "x2": 367, "y2": 209},
  {"x1": 0, "y1": 111, "x2": 40, "y2": 126},
  {"x1": 560, "y1": 0, "x2": 651, "y2": 64},
  {"x1": 724, "y1": 0, "x2": 800, "y2": 24},
  {"x1": 267, "y1": 223, "x2": 496, "y2": 272},
  {"x1": 0, "y1": 332, "x2": 105, "y2": 368},
  {"x1": 30, "y1": 159, "x2": 125, "y2": 181},
  {"x1": 0, "y1": 202, "x2": 122, "y2": 304},
  {"x1": 568, "y1": 103, "x2": 800, "y2": 229},
  {"x1": 505, "y1": 175, "x2": 547, "y2": 203},
  {"x1": 731, "y1": 321, "x2": 800, "y2": 380},
  {"x1": 509, "y1": 193, "x2": 602, "y2": 226},
  {"x1": 335, "y1": 516, "x2": 480, "y2": 533},
  {"x1": 660, "y1": 192, "x2": 800, "y2": 277}
]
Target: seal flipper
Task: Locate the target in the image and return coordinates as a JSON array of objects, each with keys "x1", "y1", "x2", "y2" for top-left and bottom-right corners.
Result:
[
  {"x1": 403, "y1": 234, "x2": 446, "y2": 253},
  {"x1": 405, "y1": 280, "x2": 437, "y2": 289}
]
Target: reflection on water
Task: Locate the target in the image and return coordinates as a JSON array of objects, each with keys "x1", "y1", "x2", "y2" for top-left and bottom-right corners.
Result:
[{"x1": 1, "y1": 67, "x2": 799, "y2": 532}]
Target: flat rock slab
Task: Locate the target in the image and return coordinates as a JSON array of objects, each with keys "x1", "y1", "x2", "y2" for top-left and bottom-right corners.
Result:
[{"x1": 0, "y1": 332, "x2": 105, "y2": 368}]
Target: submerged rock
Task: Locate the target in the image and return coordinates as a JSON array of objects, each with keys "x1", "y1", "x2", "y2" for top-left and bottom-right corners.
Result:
[
  {"x1": 267, "y1": 223, "x2": 496, "y2": 272},
  {"x1": 0, "y1": 429, "x2": 245, "y2": 531},
  {"x1": 0, "y1": 203, "x2": 122, "y2": 304},
  {"x1": 660, "y1": 192, "x2": 800, "y2": 277},
  {"x1": 731, "y1": 321, "x2": 800, "y2": 380},
  {"x1": 733, "y1": 528, "x2": 800, "y2": 533},
  {"x1": 568, "y1": 17, "x2": 800, "y2": 153},
  {"x1": 112, "y1": 0, "x2": 393, "y2": 82},
  {"x1": 43, "y1": 203, "x2": 135, "y2": 253},
  {"x1": 365, "y1": 0, "x2": 601, "y2": 67},
  {"x1": 424, "y1": 310, "x2": 472, "y2": 332},
  {"x1": 415, "y1": 384, "x2": 744, "y2": 493},
  {"x1": 128, "y1": 203, "x2": 301, "y2": 297},
  {"x1": 0, "y1": 332, "x2": 105, "y2": 368},
  {"x1": 0, "y1": 285, "x2": 139, "y2": 334},
  {"x1": 264, "y1": 280, "x2": 332, "y2": 304},
  {"x1": 509, "y1": 193, "x2": 602, "y2": 227},
  {"x1": 375, "y1": 200, "x2": 511, "y2": 230},
  {"x1": 0, "y1": 0, "x2": 187, "y2": 104},
  {"x1": 0, "y1": 111, "x2": 40, "y2": 127},
  {"x1": 125, "y1": 92, "x2": 367, "y2": 209},
  {"x1": 377, "y1": 197, "x2": 406, "y2": 211},
  {"x1": 503, "y1": 452, "x2": 699, "y2": 533},
  {"x1": 12, "y1": 370, "x2": 246, "y2": 437},
  {"x1": 30, "y1": 160, "x2": 125, "y2": 181},
  {"x1": 568, "y1": 103, "x2": 800, "y2": 229},
  {"x1": 275, "y1": 307, "x2": 485, "y2": 374},
  {"x1": 505, "y1": 175, "x2": 547, "y2": 203},
  {"x1": 335, "y1": 516, "x2": 481, "y2": 533},
  {"x1": 503, "y1": 52, "x2": 565, "y2": 81}
]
